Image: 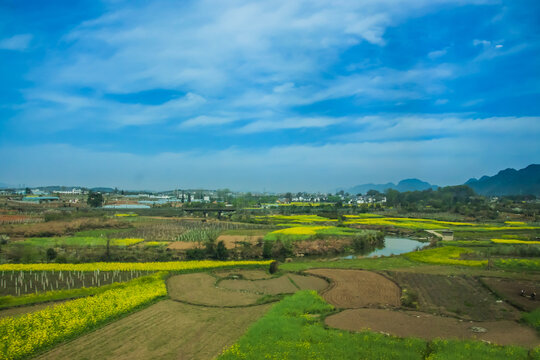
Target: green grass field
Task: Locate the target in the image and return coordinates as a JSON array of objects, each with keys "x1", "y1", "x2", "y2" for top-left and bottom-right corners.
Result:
[{"x1": 219, "y1": 290, "x2": 533, "y2": 360}]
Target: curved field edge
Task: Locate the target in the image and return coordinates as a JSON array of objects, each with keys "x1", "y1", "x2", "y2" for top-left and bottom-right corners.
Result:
[
  {"x1": 218, "y1": 290, "x2": 537, "y2": 360},
  {"x1": 0, "y1": 272, "x2": 167, "y2": 360}
]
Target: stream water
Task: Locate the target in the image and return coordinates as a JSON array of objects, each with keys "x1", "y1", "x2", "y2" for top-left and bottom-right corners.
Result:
[{"x1": 339, "y1": 236, "x2": 428, "y2": 260}]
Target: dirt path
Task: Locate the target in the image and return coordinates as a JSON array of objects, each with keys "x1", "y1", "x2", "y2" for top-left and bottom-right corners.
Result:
[
  {"x1": 306, "y1": 269, "x2": 400, "y2": 308},
  {"x1": 326, "y1": 308, "x2": 540, "y2": 348},
  {"x1": 37, "y1": 300, "x2": 271, "y2": 360}
]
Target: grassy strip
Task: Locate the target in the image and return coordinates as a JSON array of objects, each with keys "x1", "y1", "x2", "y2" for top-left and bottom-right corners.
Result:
[
  {"x1": 280, "y1": 256, "x2": 417, "y2": 272},
  {"x1": 0, "y1": 276, "x2": 153, "y2": 310},
  {"x1": 439, "y1": 240, "x2": 492, "y2": 247},
  {"x1": 426, "y1": 339, "x2": 529, "y2": 360},
  {"x1": 219, "y1": 291, "x2": 534, "y2": 360},
  {"x1": 219, "y1": 290, "x2": 426, "y2": 360},
  {"x1": 522, "y1": 309, "x2": 540, "y2": 333},
  {"x1": 0, "y1": 272, "x2": 167, "y2": 360}
]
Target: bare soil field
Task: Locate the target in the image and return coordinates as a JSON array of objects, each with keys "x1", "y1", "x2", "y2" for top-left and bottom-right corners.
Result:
[
  {"x1": 385, "y1": 272, "x2": 520, "y2": 320},
  {"x1": 37, "y1": 300, "x2": 271, "y2": 360},
  {"x1": 288, "y1": 274, "x2": 329, "y2": 292},
  {"x1": 0, "y1": 218, "x2": 125, "y2": 238},
  {"x1": 326, "y1": 308, "x2": 540, "y2": 348},
  {"x1": 213, "y1": 269, "x2": 273, "y2": 280},
  {"x1": 481, "y1": 277, "x2": 539, "y2": 312},
  {"x1": 219, "y1": 276, "x2": 298, "y2": 294},
  {"x1": 167, "y1": 241, "x2": 199, "y2": 250},
  {"x1": 216, "y1": 235, "x2": 262, "y2": 249},
  {"x1": 167, "y1": 273, "x2": 261, "y2": 306},
  {"x1": 306, "y1": 269, "x2": 400, "y2": 308},
  {"x1": 219, "y1": 273, "x2": 328, "y2": 295}
]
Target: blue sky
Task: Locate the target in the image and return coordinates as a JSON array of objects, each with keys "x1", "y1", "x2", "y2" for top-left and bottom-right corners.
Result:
[{"x1": 1, "y1": 0, "x2": 539, "y2": 192}]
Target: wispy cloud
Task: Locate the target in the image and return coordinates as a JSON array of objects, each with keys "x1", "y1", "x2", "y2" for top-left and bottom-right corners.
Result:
[{"x1": 0, "y1": 34, "x2": 32, "y2": 51}]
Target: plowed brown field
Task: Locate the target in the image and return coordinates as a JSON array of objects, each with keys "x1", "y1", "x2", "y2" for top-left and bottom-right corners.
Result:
[
  {"x1": 167, "y1": 273, "x2": 261, "y2": 306},
  {"x1": 481, "y1": 277, "x2": 539, "y2": 312},
  {"x1": 326, "y1": 308, "x2": 540, "y2": 348},
  {"x1": 213, "y1": 269, "x2": 273, "y2": 280},
  {"x1": 386, "y1": 272, "x2": 520, "y2": 320},
  {"x1": 306, "y1": 269, "x2": 400, "y2": 308},
  {"x1": 219, "y1": 273, "x2": 328, "y2": 295}
]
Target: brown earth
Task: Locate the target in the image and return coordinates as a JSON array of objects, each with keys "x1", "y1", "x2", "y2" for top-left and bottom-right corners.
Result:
[
  {"x1": 287, "y1": 274, "x2": 329, "y2": 292},
  {"x1": 385, "y1": 272, "x2": 520, "y2": 320},
  {"x1": 292, "y1": 239, "x2": 352, "y2": 256},
  {"x1": 213, "y1": 269, "x2": 273, "y2": 280},
  {"x1": 166, "y1": 241, "x2": 200, "y2": 250},
  {"x1": 481, "y1": 277, "x2": 539, "y2": 312},
  {"x1": 306, "y1": 269, "x2": 400, "y2": 308},
  {"x1": 217, "y1": 235, "x2": 263, "y2": 249},
  {"x1": 219, "y1": 274, "x2": 328, "y2": 295},
  {"x1": 167, "y1": 273, "x2": 261, "y2": 306},
  {"x1": 219, "y1": 276, "x2": 297, "y2": 294},
  {"x1": 37, "y1": 300, "x2": 271, "y2": 360},
  {"x1": 0, "y1": 218, "x2": 125, "y2": 237},
  {"x1": 326, "y1": 308, "x2": 540, "y2": 348}
]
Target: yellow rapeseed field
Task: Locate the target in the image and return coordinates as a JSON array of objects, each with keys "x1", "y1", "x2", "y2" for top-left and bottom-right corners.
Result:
[
  {"x1": 271, "y1": 226, "x2": 332, "y2": 236},
  {"x1": 0, "y1": 273, "x2": 167, "y2": 359},
  {"x1": 109, "y1": 238, "x2": 144, "y2": 246},
  {"x1": 0, "y1": 260, "x2": 272, "y2": 272},
  {"x1": 491, "y1": 239, "x2": 540, "y2": 244}
]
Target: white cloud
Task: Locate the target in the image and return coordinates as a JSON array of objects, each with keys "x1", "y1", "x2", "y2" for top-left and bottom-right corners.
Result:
[
  {"x1": 1, "y1": 114, "x2": 536, "y2": 191},
  {"x1": 428, "y1": 48, "x2": 448, "y2": 59},
  {"x1": 236, "y1": 116, "x2": 343, "y2": 133},
  {"x1": 0, "y1": 34, "x2": 32, "y2": 51},
  {"x1": 340, "y1": 115, "x2": 540, "y2": 142},
  {"x1": 17, "y1": 90, "x2": 206, "y2": 129}
]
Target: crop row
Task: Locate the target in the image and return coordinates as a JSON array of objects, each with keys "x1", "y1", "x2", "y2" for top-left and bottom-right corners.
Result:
[
  {"x1": 0, "y1": 272, "x2": 167, "y2": 360},
  {"x1": 0, "y1": 260, "x2": 272, "y2": 272},
  {"x1": 0, "y1": 269, "x2": 151, "y2": 296}
]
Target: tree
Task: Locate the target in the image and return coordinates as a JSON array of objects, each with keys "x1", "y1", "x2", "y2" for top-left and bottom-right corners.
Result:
[
  {"x1": 25, "y1": 187, "x2": 32, "y2": 195},
  {"x1": 87, "y1": 191, "x2": 104, "y2": 207},
  {"x1": 215, "y1": 241, "x2": 228, "y2": 260},
  {"x1": 46, "y1": 248, "x2": 57, "y2": 262}
]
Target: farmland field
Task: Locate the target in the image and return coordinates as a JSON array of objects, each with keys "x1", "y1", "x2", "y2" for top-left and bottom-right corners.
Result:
[
  {"x1": 0, "y1": 210, "x2": 539, "y2": 359},
  {"x1": 385, "y1": 271, "x2": 520, "y2": 320},
  {"x1": 37, "y1": 300, "x2": 271, "y2": 360}
]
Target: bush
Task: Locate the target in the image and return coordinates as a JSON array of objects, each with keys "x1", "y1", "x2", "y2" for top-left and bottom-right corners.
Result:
[
  {"x1": 186, "y1": 248, "x2": 206, "y2": 260},
  {"x1": 269, "y1": 261, "x2": 278, "y2": 274},
  {"x1": 262, "y1": 240, "x2": 273, "y2": 259},
  {"x1": 215, "y1": 241, "x2": 228, "y2": 260}
]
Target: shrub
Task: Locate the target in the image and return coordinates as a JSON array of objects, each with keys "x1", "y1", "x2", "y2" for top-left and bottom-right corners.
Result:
[{"x1": 269, "y1": 261, "x2": 279, "y2": 274}]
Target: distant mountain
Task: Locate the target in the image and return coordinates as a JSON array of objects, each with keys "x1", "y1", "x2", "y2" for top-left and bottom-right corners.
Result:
[
  {"x1": 0, "y1": 182, "x2": 15, "y2": 189},
  {"x1": 347, "y1": 178, "x2": 438, "y2": 195},
  {"x1": 465, "y1": 164, "x2": 540, "y2": 196}
]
